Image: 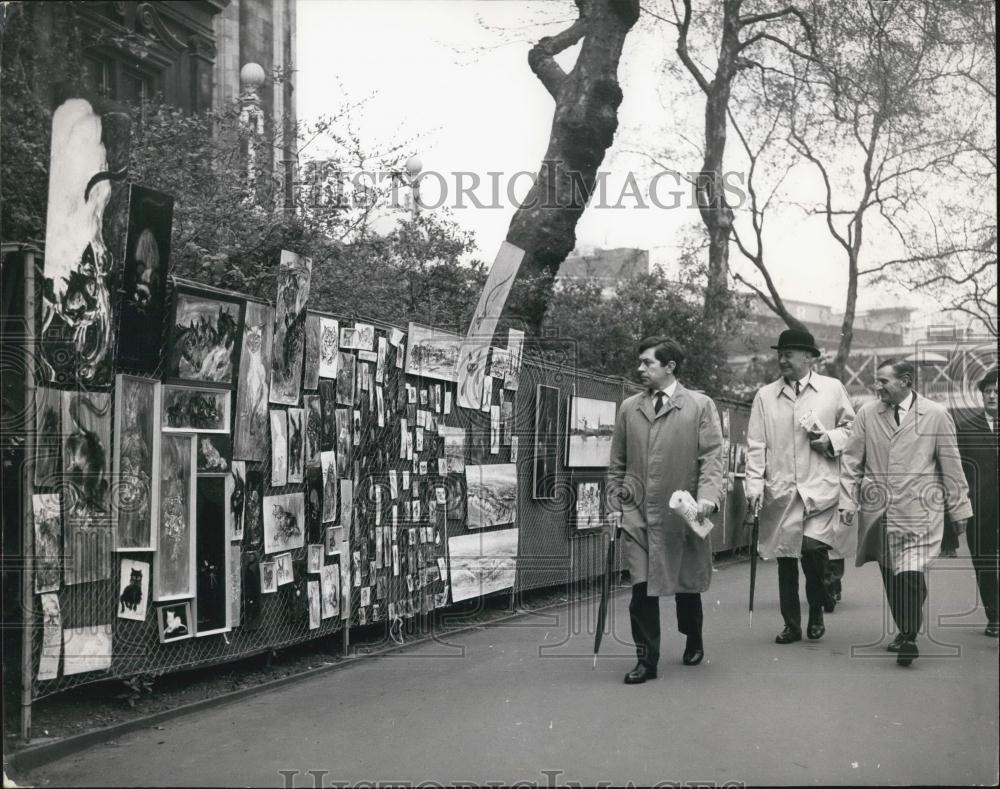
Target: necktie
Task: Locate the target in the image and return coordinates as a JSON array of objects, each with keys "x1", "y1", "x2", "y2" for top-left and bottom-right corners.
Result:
[
  {"x1": 794, "y1": 380, "x2": 801, "y2": 397},
  {"x1": 893, "y1": 405, "x2": 901, "y2": 426},
  {"x1": 654, "y1": 391, "x2": 665, "y2": 414}
]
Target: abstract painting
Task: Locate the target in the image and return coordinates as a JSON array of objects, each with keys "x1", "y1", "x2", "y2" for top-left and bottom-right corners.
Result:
[
  {"x1": 303, "y1": 394, "x2": 322, "y2": 468},
  {"x1": 318, "y1": 317, "x2": 340, "y2": 378},
  {"x1": 405, "y1": 322, "x2": 461, "y2": 382},
  {"x1": 227, "y1": 461, "x2": 246, "y2": 542},
  {"x1": 155, "y1": 434, "x2": 196, "y2": 601},
  {"x1": 37, "y1": 593, "x2": 61, "y2": 681},
  {"x1": 118, "y1": 184, "x2": 173, "y2": 372},
  {"x1": 270, "y1": 250, "x2": 313, "y2": 405},
  {"x1": 320, "y1": 560, "x2": 340, "y2": 619},
  {"x1": 566, "y1": 396, "x2": 616, "y2": 468},
  {"x1": 336, "y1": 352, "x2": 356, "y2": 406},
  {"x1": 335, "y1": 408, "x2": 351, "y2": 477},
  {"x1": 318, "y1": 380, "x2": 336, "y2": 451},
  {"x1": 533, "y1": 385, "x2": 560, "y2": 500},
  {"x1": 157, "y1": 601, "x2": 193, "y2": 643},
  {"x1": 162, "y1": 385, "x2": 231, "y2": 433},
  {"x1": 303, "y1": 313, "x2": 321, "y2": 391},
  {"x1": 263, "y1": 492, "x2": 305, "y2": 554},
  {"x1": 340, "y1": 322, "x2": 375, "y2": 352},
  {"x1": 117, "y1": 557, "x2": 150, "y2": 621},
  {"x1": 41, "y1": 94, "x2": 129, "y2": 388},
  {"x1": 465, "y1": 464, "x2": 517, "y2": 530},
  {"x1": 233, "y1": 301, "x2": 274, "y2": 461},
  {"x1": 287, "y1": 407, "x2": 305, "y2": 484},
  {"x1": 321, "y1": 450, "x2": 338, "y2": 523},
  {"x1": 32, "y1": 493, "x2": 62, "y2": 593},
  {"x1": 244, "y1": 466, "x2": 264, "y2": 548},
  {"x1": 196, "y1": 434, "x2": 231, "y2": 474},
  {"x1": 270, "y1": 409, "x2": 288, "y2": 487},
  {"x1": 166, "y1": 288, "x2": 243, "y2": 385},
  {"x1": 573, "y1": 480, "x2": 605, "y2": 531},
  {"x1": 62, "y1": 624, "x2": 113, "y2": 675},
  {"x1": 34, "y1": 386, "x2": 62, "y2": 486},
  {"x1": 448, "y1": 528, "x2": 518, "y2": 603},
  {"x1": 114, "y1": 375, "x2": 160, "y2": 551}
]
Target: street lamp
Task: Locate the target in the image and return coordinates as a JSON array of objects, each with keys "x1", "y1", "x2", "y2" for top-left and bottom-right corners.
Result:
[{"x1": 404, "y1": 155, "x2": 422, "y2": 218}]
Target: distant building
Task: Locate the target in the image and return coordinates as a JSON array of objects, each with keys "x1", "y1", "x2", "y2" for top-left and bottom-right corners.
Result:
[{"x1": 555, "y1": 247, "x2": 650, "y2": 299}]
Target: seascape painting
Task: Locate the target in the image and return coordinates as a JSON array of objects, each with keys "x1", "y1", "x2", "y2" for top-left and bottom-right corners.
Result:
[
  {"x1": 565, "y1": 396, "x2": 616, "y2": 468},
  {"x1": 162, "y1": 385, "x2": 231, "y2": 433},
  {"x1": 270, "y1": 250, "x2": 313, "y2": 405},
  {"x1": 167, "y1": 289, "x2": 243, "y2": 385},
  {"x1": 303, "y1": 313, "x2": 321, "y2": 391},
  {"x1": 270, "y1": 409, "x2": 288, "y2": 487},
  {"x1": 113, "y1": 375, "x2": 160, "y2": 551},
  {"x1": 155, "y1": 434, "x2": 196, "y2": 601},
  {"x1": 32, "y1": 493, "x2": 62, "y2": 594},
  {"x1": 448, "y1": 528, "x2": 518, "y2": 603},
  {"x1": 233, "y1": 301, "x2": 274, "y2": 461},
  {"x1": 465, "y1": 463, "x2": 517, "y2": 530},
  {"x1": 533, "y1": 385, "x2": 560, "y2": 499},
  {"x1": 40, "y1": 94, "x2": 129, "y2": 388},
  {"x1": 405, "y1": 322, "x2": 460, "y2": 382},
  {"x1": 318, "y1": 317, "x2": 340, "y2": 378},
  {"x1": 287, "y1": 407, "x2": 306, "y2": 484},
  {"x1": 118, "y1": 185, "x2": 173, "y2": 372},
  {"x1": 263, "y1": 492, "x2": 305, "y2": 554}
]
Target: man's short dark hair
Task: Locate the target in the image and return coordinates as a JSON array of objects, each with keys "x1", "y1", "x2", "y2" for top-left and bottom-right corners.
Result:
[
  {"x1": 977, "y1": 367, "x2": 998, "y2": 392},
  {"x1": 638, "y1": 336, "x2": 685, "y2": 374},
  {"x1": 878, "y1": 358, "x2": 916, "y2": 387}
]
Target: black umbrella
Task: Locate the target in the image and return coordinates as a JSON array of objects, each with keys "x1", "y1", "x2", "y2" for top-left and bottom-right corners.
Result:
[
  {"x1": 593, "y1": 527, "x2": 619, "y2": 668},
  {"x1": 748, "y1": 501, "x2": 761, "y2": 628}
]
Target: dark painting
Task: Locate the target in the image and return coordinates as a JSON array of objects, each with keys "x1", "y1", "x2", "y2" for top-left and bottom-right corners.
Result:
[
  {"x1": 303, "y1": 312, "x2": 321, "y2": 391},
  {"x1": 303, "y1": 394, "x2": 322, "y2": 468},
  {"x1": 117, "y1": 185, "x2": 173, "y2": 372},
  {"x1": 196, "y1": 434, "x2": 231, "y2": 474},
  {"x1": 195, "y1": 475, "x2": 229, "y2": 634},
  {"x1": 34, "y1": 386, "x2": 62, "y2": 486},
  {"x1": 305, "y1": 465, "x2": 324, "y2": 543},
  {"x1": 533, "y1": 384, "x2": 560, "y2": 500},
  {"x1": 244, "y1": 466, "x2": 264, "y2": 549},
  {"x1": 167, "y1": 288, "x2": 243, "y2": 385},
  {"x1": 319, "y1": 380, "x2": 336, "y2": 451}
]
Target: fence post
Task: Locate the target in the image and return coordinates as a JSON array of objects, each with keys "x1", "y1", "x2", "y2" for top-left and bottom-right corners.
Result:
[{"x1": 21, "y1": 249, "x2": 37, "y2": 742}]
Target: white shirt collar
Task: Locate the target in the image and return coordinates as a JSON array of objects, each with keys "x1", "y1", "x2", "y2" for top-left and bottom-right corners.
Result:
[
  {"x1": 653, "y1": 380, "x2": 678, "y2": 399},
  {"x1": 895, "y1": 391, "x2": 915, "y2": 416}
]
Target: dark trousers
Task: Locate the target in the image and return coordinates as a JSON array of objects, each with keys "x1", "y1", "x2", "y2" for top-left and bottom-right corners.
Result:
[
  {"x1": 825, "y1": 558, "x2": 844, "y2": 599},
  {"x1": 879, "y1": 565, "x2": 927, "y2": 640},
  {"x1": 629, "y1": 582, "x2": 702, "y2": 668},
  {"x1": 777, "y1": 537, "x2": 829, "y2": 631},
  {"x1": 972, "y1": 557, "x2": 999, "y2": 624}
]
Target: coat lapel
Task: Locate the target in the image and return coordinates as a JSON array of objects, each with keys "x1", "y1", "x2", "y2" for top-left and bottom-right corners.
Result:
[{"x1": 638, "y1": 394, "x2": 657, "y2": 423}]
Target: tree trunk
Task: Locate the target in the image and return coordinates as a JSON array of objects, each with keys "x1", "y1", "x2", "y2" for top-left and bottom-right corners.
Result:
[{"x1": 502, "y1": 0, "x2": 640, "y2": 335}]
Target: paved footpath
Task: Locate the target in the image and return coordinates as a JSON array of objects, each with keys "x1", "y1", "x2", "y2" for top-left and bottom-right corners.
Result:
[{"x1": 20, "y1": 549, "x2": 999, "y2": 787}]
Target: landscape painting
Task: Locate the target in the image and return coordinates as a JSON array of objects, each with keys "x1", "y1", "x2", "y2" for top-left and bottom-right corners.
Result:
[
  {"x1": 336, "y1": 352, "x2": 356, "y2": 406},
  {"x1": 263, "y1": 492, "x2": 305, "y2": 554},
  {"x1": 155, "y1": 434, "x2": 196, "y2": 601},
  {"x1": 465, "y1": 463, "x2": 517, "y2": 530},
  {"x1": 32, "y1": 493, "x2": 62, "y2": 593},
  {"x1": 166, "y1": 288, "x2": 243, "y2": 385},
  {"x1": 270, "y1": 409, "x2": 288, "y2": 487},
  {"x1": 318, "y1": 317, "x2": 340, "y2": 378},
  {"x1": 162, "y1": 385, "x2": 231, "y2": 433},
  {"x1": 533, "y1": 385, "x2": 560, "y2": 499},
  {"x1": 233, "y1": 302, "x2": 274, "y2": 461},
  {"x1": 405, "y1": 322, "x2": 460, "y2": 382},
  {"x1": 113, "y1": 375, "x2": 160, "y2": 551},
  {"x1": 117, "y1": 557, "x2": 150, "y2": 622},
  {"x1": 270, "y1": 250, "x2": 313, "y2": 405},
  {"x1": 118, "y1": 184, "x2": 173, "y2": 372},
  {"x1": 34, "y1": 386, "x2": 62, "y2": 486},
  {"x1": 287, "y1": 407, "x2": 306, "y2": 484},
  {"x1": 565, "y1": 396, "x2": 616, "y2": 468},
  {"x1": 448, "y1": 528, "x2": 518, "y2": 603},
  {"x1": 303, "y1": 313, "x2": 321, "y2": 391},
  {"x1": 40, "y1": 95, "x2": 129, "y2": 388}
]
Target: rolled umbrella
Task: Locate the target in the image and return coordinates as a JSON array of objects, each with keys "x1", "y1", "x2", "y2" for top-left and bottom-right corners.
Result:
[
  {"x1": 593, "y1": 528, "x2": 618, "y2": 668},
  {"x1": 748, "y1": 500, "x2": 761, "y2": 628}
]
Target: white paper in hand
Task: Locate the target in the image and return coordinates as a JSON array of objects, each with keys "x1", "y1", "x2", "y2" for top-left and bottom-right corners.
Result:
[
  {"x1": 798, "y1": 410, "x2": 827, "y2": 435},
  {"x1": 669, "y1": 490, "x2": 714, "y2": 539}
]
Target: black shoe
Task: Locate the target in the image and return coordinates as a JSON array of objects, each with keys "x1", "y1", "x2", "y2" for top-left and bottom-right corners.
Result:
[
  {"x1": 682, "y1": 639, "x2": 704, "y2": 666},
  {"x1": 834, "y1": 590, "x2": 842, "y2": 602},
  {"x1": 775, "y1": 626, "x2": 802, "y2": 644},
  {"x1": 886, "y1": 634, "x2": 907, "y2": 653},
  {"x1": 896, "y1": 639, "x2": 918, "y2": 666},
  {"x1": 807, "y1": 609, "x2": 825, "y2": 640},
  {"x1": 823, "y1": 598, "x2": 836, "y2": 614},
  {"x1": 624, "y1": 663, "x2": 657, "y2": 684},
  {"x1": 985, "y1": 622, "x2": 999, "y2": 638}
]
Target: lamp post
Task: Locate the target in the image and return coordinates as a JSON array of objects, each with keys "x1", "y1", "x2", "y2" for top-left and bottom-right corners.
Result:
[{"x1": 404, "y1": 155, "x2": 422, "y2": 219}]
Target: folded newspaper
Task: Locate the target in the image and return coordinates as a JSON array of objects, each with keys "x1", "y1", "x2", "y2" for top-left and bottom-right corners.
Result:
[
  {"x1": 797, "y1": 409, "x2": 827, "y2": 435},
  {"x1": 669, "y1": 490, "x2": 714, "y2": 539}
]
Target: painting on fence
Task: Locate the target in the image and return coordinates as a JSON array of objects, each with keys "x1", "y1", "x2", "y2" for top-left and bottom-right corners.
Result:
[
  {"x1": 270, "y1": 251, "x2": 313, "y2": 405},
  {"x1": 233, "y1": 302, "x2": 274, "y2": 460}
]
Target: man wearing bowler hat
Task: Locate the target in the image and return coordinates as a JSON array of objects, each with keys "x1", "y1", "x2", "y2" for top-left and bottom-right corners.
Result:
[{"x1": 745, "y1": 329, "x2": 855, "y2": 644}]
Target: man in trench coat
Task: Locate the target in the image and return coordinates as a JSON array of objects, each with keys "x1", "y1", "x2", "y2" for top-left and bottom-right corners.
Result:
[
  {"x1": 608, "y1": 336, "x2": 725, "y2": 684},
  {"x1": 840, "y1": 359, "x2": 971, "y2": 666},
  {"x1": 745, "y1": 329, "x2": 855, "y2": 645},
  {"x1": 955, "y1": 368, "x2": 998, "y2": 637}
]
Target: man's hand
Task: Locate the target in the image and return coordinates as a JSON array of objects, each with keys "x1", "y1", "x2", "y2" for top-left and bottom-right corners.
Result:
[
  {"x1": 696, "y1": 499, "x2": 716, "y2": 523},
  {"x1": 952, "y1": 518, "x2": 968, "y2": 537},
  {"x1": 746, "y1": 493, "x2": 761, "y2": 514},
  {"x1": 809, "y1": 432, "x2": 833, "y2": 455}
]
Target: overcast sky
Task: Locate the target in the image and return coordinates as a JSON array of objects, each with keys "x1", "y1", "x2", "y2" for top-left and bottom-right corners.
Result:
[{"x1": 297, "y1": 0, "x2": 935, "y2": 316}]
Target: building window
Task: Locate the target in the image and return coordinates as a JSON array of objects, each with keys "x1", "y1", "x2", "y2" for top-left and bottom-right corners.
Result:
[{"x1": 84, "y1": 56, "x2": 114, "y2": 97}]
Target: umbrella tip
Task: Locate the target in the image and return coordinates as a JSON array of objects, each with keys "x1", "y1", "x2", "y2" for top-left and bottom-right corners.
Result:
[{"x1": 592, "y1": 655, "x2": 597, "y2": 669}]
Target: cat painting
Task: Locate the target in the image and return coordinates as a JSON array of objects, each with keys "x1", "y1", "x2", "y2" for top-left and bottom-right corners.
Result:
[
  {"x1": 118, "y1": 558, "x2": 150, "y2": 621},
  {"x1": 287, "y1": 407, "x2": 305, "y2": 483},
  {"x1": 233, "y1": 303, "x2": 274, "y2": 460},
  {"x1": 269, "y1": 251, "x2": 312, "y2": 406},
  {"x1": 114, "y1": 375, "x2": 159, "y2": 551}
]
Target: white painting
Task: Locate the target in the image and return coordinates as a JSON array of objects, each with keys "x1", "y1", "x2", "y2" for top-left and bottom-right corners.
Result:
[
  {"x1": 321, "y1": 561, "x2": 340, "y2": 619},
  {"x1": 270, "y1": 409, "x2": 288, "y2": 487},
  {"x1": 263, "y1": 492, "x2": 305, "y2": 554},
  {"x1": 308, "y1": 580, "x2": 321, "y2": 630},
  {"x1": 448, "y1": 528, "x2": 518, "y2": 603},
  {"x1": 318, "y1": 317, "x2": 340, "y2": 378},
  {"x1": 439, "y1": 426, "x2": 466, "y2": 474},
  {"x1": 32, "y1": 493, "x2": 62, "y2": 593},
  {"x1": 117, "y1": 557, "x2": 150, "y2": 621},
  {"x1": 565, "y1": 396, "x2": 617, "y2": 468},
  {"x1": 465, "y1": 463, "x2": 517, "y2": 530},
  {"x1": 62, "y1": 624, "x2": 113, "y2": 676},
  {"x1": 340, "y1": 322, "x2": 375, "y2": 351},
  {"x1": 275, "y1": 552, "x2": 294, "y2": 586},
  {"x1": 405, "y1": 322, "x2": 461, "y2": 382},
  {"x1": 37, "y1": 593, "x2": 61, "y2": 681}
]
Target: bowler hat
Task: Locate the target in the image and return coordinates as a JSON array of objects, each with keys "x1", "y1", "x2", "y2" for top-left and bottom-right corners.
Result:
[
  {"x1": 978, "y1": 367, "x2": 998, "y2": 392},
  {"x1": 771, "y1": 328, "x2": 820, "y2": 357}
]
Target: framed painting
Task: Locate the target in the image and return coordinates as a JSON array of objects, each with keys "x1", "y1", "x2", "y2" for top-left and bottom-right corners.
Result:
[
  {"x1": 196, "y1": 434, "x2": 231, "y2": 475},
  {"x1": 565, "y1": 395, "x2": 616, "y2": 468},
  {"x1": 162, "y1": 385, "x2": 231, "y2": 433},
  {"x1": 405, "y1": 322, "x2": 460, "y2": 382},
  {"x1": 118, "y1": 184, "x2": 173, "y2": 373},
  {"x1": 194, "y1": 475, "x2": 231, "y2": 636},
  {"x1": 166, "y1": 286, "x2": 244, "y2": 386},
  {"x1": 339, "y1": 322, "x2": 375, "y2": 352},
  {"x1": 157, "y1": 601, "x2": 193, "y2": 643},
  {"x1": 154, "y1": 433, "x2": 196, "y2": 601},
  {"x1": 533, "y1": 385, "x2": 560, "y2": 499},
  {"x1": 233, "y1": 301, "x2": 274, "y2": 461},
  {"x1": 572, "y1": 479, "x2": 605, "y2": 531},
  {"x1": 270, "y1": 250, "x2": 313, "y2": 405},
  {"x1": 113, "y1": 375, "x2": 160, "y2": 551},
  {"x1": 263, "y1": 492, "x2": 306, "y2": 554}
]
